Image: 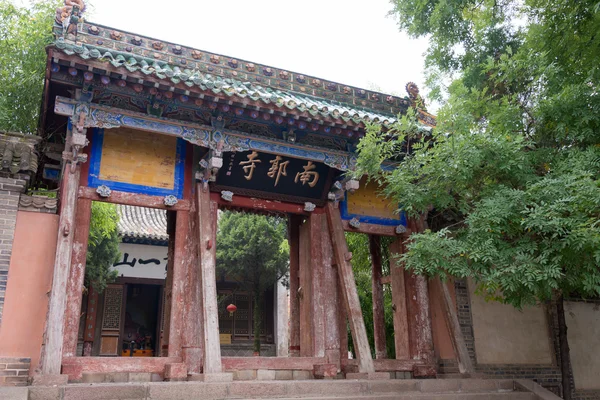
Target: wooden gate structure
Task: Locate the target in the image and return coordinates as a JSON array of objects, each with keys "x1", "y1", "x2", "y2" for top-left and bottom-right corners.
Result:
[{"x1": 37, "y1": 0, "x2": 444, "y2": 383}]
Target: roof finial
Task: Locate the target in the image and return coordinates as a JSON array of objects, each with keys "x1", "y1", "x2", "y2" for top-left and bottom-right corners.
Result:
[
  {"x1": 406, "y1": 82, "x2": 427, "y2": 112},
  {"x1": 56, "y1": 0, "x2": 86, "y2": 41}
]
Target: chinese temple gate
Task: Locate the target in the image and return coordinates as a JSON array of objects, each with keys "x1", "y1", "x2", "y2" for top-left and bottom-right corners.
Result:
[{"x1": 38, "y1": 0, "x2": 443, "y2": 384}]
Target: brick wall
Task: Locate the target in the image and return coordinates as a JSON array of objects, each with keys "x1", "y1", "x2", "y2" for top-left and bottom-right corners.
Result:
[
  {"x1": 452, "y1": 279, "x2": 562, "y2": 396},
  {"x1": 0, "y1": 357, "x2": 30, "y2": 386},
  {"x1": 0, "y1": 177, "x2": 26, "y2": 327}
]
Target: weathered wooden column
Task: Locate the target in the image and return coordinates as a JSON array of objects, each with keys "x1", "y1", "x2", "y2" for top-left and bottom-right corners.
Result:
[
  {"x1": 197, "y1": 182, "x2": 229, "y2": 378},
  {"x1": 322, "y1": 215, "x2": 341, "y2": 367},
  {"x1": 298, "y1": 218, "x2": 314, "y2": 357},
  {"x1": 82, "y1": 287, "x2": 98, "y2": 356},
  {"x1": 39, "y1": 121, "x2": 87, "y2": 379},
  {"x1": 166, "y1": 210, "x2": 190, "y2": 358},
  {"x1": 369, "y1": 235, "x2": 387, "y2": 359},
  {"x1": 388, "y1": 239, "x2": 410, "y2": 360},
  {"x1": 325, "y1": 203, "x2": 374, "y2": 373},
  {"x1": 288, "y1": 215, "x2": 301, "y2": 357},
  {"x1": 61, "y1": 198, "x2": 92, "y2": 357},
  {"x1": 181, "y1": 198, "x2": 203, "y2": 375},
  {"x1": 405, "y1": 217, "x2": 435, "y2": 375},
  {"x1": 161, "y1": 212, "x2": 176, "y2": 356}
]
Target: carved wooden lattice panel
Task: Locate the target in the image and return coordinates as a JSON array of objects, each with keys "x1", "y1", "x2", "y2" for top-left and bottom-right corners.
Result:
[{"x1": 102, "y1": 286, "x2": 123, "y2": 331}]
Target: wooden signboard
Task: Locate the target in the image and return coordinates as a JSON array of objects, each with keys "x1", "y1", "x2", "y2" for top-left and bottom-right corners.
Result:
[
  {"x1": 212, "y1": 151, "x2": 334, "y2": 205},
  {"x1": 341, "y1": 178, "x2": 406, "y2": 226},
  {"x1": 88, "y1": 127, "x2": 186, "y2": 198}
]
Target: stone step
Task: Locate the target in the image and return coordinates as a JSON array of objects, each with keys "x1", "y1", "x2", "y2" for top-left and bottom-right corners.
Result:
[
  {"x1": 22, "y1": 378, "x2": 547, "y2": 400},
  {"x1": 238, "y1": 394, "x2": 535, "y2": 400}
]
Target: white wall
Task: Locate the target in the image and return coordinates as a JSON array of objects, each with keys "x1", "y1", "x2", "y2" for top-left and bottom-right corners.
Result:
[{"x1": 111, "y1": 242, "x2": 168, "y2": 280}]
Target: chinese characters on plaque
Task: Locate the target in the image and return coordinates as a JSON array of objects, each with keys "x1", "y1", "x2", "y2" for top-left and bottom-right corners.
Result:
[
  {"x1": 214, "y1": 151, "x2": 331, "y2": 204},
  {"x1": 238, "y1": 151, "x2": 319, "y2": 188}
]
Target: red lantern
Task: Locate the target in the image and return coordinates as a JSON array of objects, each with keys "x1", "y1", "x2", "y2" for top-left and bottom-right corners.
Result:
[{"x1": 226, "y1": 303, "x2": 237, "y2": 316}]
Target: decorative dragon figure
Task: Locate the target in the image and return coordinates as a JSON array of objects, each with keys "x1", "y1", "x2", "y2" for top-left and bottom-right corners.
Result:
[
  {"x1": 55, "y1": 0, "x2": 86, "y2": 40},
  {"x1": 405, "y1": 82, "x2": 427, "y2": 112}
]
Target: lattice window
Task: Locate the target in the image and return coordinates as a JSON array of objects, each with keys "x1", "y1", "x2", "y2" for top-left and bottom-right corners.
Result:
[{"x1": 101, "y1": 286, "x2": 123, "y2": 331}]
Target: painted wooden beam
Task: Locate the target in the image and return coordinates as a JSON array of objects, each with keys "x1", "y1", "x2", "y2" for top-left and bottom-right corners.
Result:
[
  {"x1": 62, "y1": 198, "x2": 92, "y2": 357},
  {"x1": 369, "y1": 235, "x2": 387, "y2": 359},
  {"x1": 78, "y1": 186, "x2": 191, "y2": 211},
  {"x1": 197, "y1": 183, "x2": 223, "y2": 374},
  {"x1": 213, "y1": 192, "x2": 322, "y2": 215},
  {"x1": 287, "y1": 215, "x2": 302, "y2": 357},
  {"x1": 42, "y1": 160, "x2": 81, "y2": 375},
  {"x1": 437, "y1": 278, "x2": 474, "y2": 374},
  {"x1": 389, "y1": 239, "x2": 410, "y2": 360},
  {"x1": 325, "y1": 202, "x2": 375, "y2": 373},
  {"x1": 343, "y1": 220, "x2": 400, "y2": 237}
]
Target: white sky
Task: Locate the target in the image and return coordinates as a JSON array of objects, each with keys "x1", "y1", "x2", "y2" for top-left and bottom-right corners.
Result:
[{"x1": 82, "y1": 0, "x2": 429, "y2": 99}]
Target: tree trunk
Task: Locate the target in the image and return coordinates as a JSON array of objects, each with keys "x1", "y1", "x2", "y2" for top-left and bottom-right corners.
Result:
[
  {"x1": 253, "y1": 289, "x2": 262, "y2": 355},
  {"x1": 556, "y1": 294, "x2": 572, "y2": 400}
]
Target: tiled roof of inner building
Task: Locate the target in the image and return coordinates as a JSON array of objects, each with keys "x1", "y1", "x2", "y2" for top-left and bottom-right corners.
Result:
[
  {"x1": 50, "y1": 20, "x2": 420, "y2": 127},
  {"x1": 117, "y1": 204, "x2": 168, "y2": 242}
]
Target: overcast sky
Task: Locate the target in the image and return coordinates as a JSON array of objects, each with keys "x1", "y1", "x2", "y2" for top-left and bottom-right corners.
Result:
[{"x1": 81, "y1": 0, "x2": 428, "y2": 100}]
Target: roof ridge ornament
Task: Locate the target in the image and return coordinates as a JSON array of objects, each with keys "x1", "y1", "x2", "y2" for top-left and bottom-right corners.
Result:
[{"x1": 56, "y1": 0, "x2": 86, "y2": 42}]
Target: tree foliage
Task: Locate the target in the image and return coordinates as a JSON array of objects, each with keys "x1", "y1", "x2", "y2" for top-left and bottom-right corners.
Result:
[
  {"x1": 353, "y1": 0, "x2": 600, "y2": 308},
  {"x1": 216, "y1": 211, "x2": 289, "y2": 353},
  {"x1": 85, "y1": 202, "x2": 121, "y2": 293},
  {"x1": 0, "y1": 0, "x2": 60, "y2": 134}
]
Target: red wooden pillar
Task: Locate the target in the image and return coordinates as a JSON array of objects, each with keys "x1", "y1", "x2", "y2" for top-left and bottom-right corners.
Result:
[
  {"x1": 298, "y1": 218, "x2": 314, "y2": 357},
  {"x1": 325, "y1": 203, "x2": 375, "y2": 373},
  {"x1": 82, "y1": 286, "x2": 99, "y2": 356},
  {"x1": 41, "y1": 151, "x2": 81, "y2": 375},
  {"x1": 405, "y1": 217, "x2": 435, "y2": 374},
  {"x1": 322, "y1": 215, "x2": 341, "y2": 367},
  {"x1": 197, "y1": 183, "x2": 223, "y2": 374},
  {"x1": 369, "y1": 235, "x2": 387, "y2": 359},
  {"x1": 182, "y1": 195, "x2": 203, "y2": 374},
  {"x1": 62, "y1": 198, "x2": 92, "y2": 357},
  {"x1": 167, "y1": 210, "x2": 189, "y2": 358},
  {"x1": 287, "y1": 215, "x2": 302, "y2": 357},
  {"x1": 389, "y1": 239, "x2": 410, "y2": 360}
]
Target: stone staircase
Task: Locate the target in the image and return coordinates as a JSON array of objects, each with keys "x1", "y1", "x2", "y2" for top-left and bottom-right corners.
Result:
[{"x1": 1, "y1": 378, "x2": 561, "y2": 400}]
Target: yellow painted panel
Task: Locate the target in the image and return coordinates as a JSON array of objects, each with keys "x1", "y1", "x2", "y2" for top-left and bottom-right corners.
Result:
[
  {"x1": 346, "y1": 178, "x2": 400, "y2": 220},
  {"x1": 99, "y1": 128, "x2": 177, "y2": 190},
  {"x1": 220, "y1": 334, "x2": 232, "y2": 344}
]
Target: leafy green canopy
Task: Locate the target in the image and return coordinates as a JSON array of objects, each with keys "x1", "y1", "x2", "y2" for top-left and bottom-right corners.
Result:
[
  {"x1": 85, "y1": 202, "x2": 121, "y2": 292},
  {"x1": 216, "y1": 211, "x2": 289, "y2": 292},
  {"x1": 0, "y1": 0, "x2": 60, "y2": 134},
  {"x1": 355, "y1": 0, "x2": 600, "y2": 307}
]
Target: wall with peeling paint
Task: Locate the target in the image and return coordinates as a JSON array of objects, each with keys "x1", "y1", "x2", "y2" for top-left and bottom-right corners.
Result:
[
  {"x1": 469, "y1": 280, "x2": 552, "y2": 365},
  {"x1": 0, "y1": 211, "x2": 59, "y2": 375},
  {"x1": 565, "y1": 301, "x2": 600, "y2": 390}
]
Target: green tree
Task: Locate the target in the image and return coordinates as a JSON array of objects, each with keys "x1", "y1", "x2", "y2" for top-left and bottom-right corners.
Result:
[
  {"x1": 355, "y1": 1, "x2": 600, "y2": 397},
  {"x1": 85, "y1": 202, "x2": 121, "y2": 293},
  {"x1": 0, "y1": 0, "x2": 60, "y2": 134},
  {"x1": 216, "y1": 211, "x2": 289, "y2": 354}
]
